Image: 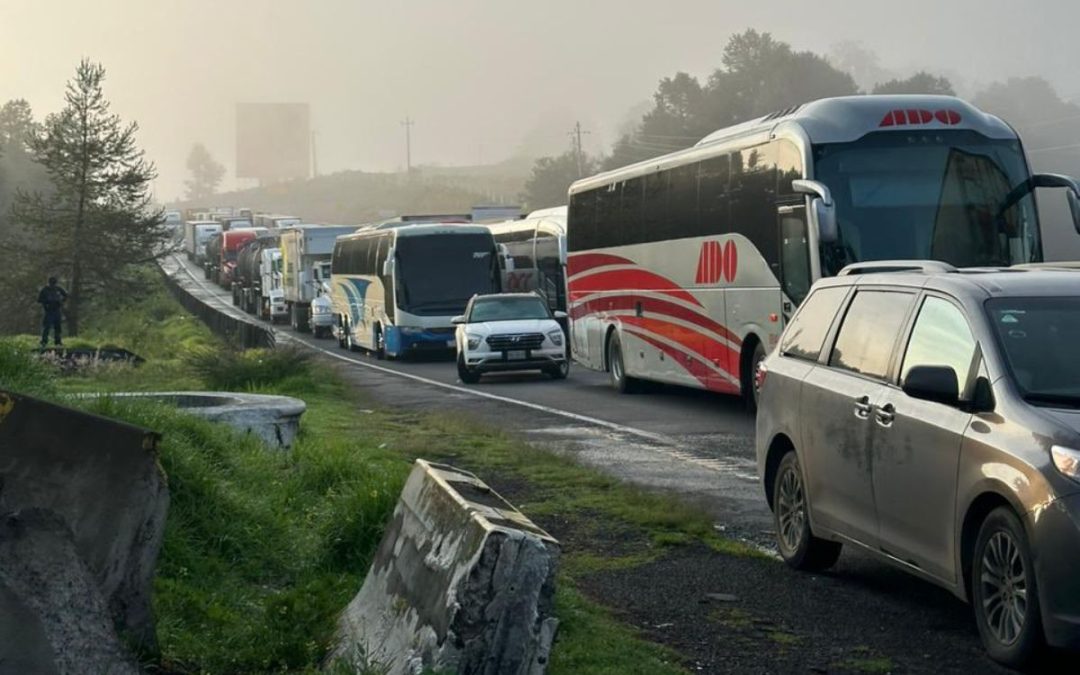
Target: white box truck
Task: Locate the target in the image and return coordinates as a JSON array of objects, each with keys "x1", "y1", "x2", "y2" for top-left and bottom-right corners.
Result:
[
  {"x1": 280, "y1": 225, "x2": 357, "y2": 332},
  {"x1": 184, "y1": 220, "x2": 222, "y2": 264}
]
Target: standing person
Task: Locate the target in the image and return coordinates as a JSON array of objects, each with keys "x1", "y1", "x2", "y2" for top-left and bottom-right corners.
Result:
[{"x1": 37, "y1": 276, "x2": 68, "y2": 348}]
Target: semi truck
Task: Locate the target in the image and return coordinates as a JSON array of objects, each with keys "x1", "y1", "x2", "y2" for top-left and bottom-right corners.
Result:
[
  {"x1": 184, "y1": 220, "x2": 222, "y2": 263},
  {"x1": 280, "y1": 225, "x2": 357, "y2": 332},
  {"x1": 209, "y1": 229, "x2": 262, "y2": 287},
  {"x1": 254, "y1": 213, "x2": 302, "y2": 230},
  {"x1": 234, "y1": 234, "x2": 287, "y2": 322}
]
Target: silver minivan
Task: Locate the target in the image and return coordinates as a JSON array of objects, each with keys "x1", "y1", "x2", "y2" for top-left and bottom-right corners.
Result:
[{"x1": 756, "y1": 261, "x2": 1080, "y2": 667}]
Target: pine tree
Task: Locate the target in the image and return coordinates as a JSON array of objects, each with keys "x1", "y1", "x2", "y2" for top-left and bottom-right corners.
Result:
[
  {"x1": 11, "y1": 59, "x2": 167, "y2": 336},
  {"x1": 184, "y1": 142, "x2": 226, "y2": 201}
]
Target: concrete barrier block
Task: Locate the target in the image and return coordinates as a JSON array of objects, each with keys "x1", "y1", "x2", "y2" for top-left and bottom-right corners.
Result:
[
  {"x1": 330, "y1": 460, "x2": 560, "y2": 675},
  {"x1": 0, "y1": 390, "x2": 168, "y2": 654}
]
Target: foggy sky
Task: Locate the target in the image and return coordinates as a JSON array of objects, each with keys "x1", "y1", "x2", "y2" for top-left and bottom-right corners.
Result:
[{"x1": 2, "y1": 0, "x2": 1077, "y2": 201}]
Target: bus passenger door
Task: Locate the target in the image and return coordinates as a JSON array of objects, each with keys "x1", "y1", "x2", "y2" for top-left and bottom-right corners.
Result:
[{"x1": 778, "y1": 203, "x2": 812, "y2": 322}]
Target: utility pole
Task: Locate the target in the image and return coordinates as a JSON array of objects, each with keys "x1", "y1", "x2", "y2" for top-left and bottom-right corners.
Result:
[
  {"x1": 401, "y1": 116, "x2": 414, "y2": 173},
  {"x1": 568, "y1": 121, "x2": 590, "y2": 177},
  {"x1": 310, "y1": 130, "x2": 318, "y2": 178}
]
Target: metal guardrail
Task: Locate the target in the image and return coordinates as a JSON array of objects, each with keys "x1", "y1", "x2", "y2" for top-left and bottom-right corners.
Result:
[{"x1": 159, "y1": 262, "x2": 275, "y2": 350}]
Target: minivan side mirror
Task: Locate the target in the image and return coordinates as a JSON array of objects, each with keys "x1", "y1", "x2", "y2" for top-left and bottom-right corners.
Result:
[
  {"x1": 792, "y1": 179, "x2": 838, "y2": 244},
  {"x1": 451, "y1": 315, "x2": 466, "y2": 325},
  {"x1": 902, "y1": 365, "x2": 959, "y2": 406}
]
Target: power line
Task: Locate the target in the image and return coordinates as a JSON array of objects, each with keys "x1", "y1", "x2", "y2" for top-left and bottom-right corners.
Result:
[
  {"x1": 401, "y1": 116, "x2": 414, "y2": 172},
  {"x1": 568, "y1": 121, "x2": 590, "y2": 176}
]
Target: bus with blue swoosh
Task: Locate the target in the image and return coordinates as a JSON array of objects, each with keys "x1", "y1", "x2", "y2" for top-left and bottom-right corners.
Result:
[{"x1": 330, "y1": 222, "x2": 502, "y2": 358}]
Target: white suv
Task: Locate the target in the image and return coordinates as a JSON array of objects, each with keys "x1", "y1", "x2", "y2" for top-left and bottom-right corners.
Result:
[{"x1": 453, "y1": 293, "x2": 569, "y2": 384}]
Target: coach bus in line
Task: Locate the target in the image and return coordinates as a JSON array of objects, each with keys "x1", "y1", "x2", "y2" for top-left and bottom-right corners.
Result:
[
  {"x1": 566, "y1": 95, "x2": 1080, "y2": 407},
  {"x1": 329, "y1": 222, "x2": 502, "y2": 359},
  {"x1": 487, "y1": 206, "x2": 568, "y2": 314}
]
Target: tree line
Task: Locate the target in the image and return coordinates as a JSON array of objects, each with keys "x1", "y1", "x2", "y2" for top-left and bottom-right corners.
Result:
[
  {"x1": 0, "y1": 60, "x2": 167, "y2": 336},
  {"x1": 520, "y1": 29, "x2": 1080, "y2": 211}
]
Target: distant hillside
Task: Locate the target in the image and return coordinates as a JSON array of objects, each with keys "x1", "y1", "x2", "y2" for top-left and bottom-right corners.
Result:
[{"x1": 179, "y1": 158, "x2": 532, "y2": 224}]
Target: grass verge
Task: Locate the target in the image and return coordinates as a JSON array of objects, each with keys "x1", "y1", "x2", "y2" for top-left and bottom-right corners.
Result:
[{"x1": 0, "y1": 272, "x2": 763, "y2": 674}]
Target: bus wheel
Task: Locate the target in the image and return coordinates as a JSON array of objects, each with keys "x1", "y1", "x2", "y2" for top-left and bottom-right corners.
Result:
[
  {"x1": 374, "y1": 326, "x2": 386, "y2": 360},
  {"x1": 745, "y1": 341, "x2": 766, "y2": 412},
  {"x1": 607, "y1": 332, "x2": 639, "y2": 394}
]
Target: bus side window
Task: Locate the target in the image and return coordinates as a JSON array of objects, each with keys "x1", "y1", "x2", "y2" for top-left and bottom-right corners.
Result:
[
  {"x1": 697, "y1": 154, "x2": 730, "y2": 237},
  {"x1": 569, "y1": 190, "x2": 597, "y2": 252},
  {"x1": 595, "y1": 184, "x2": 620, "y2": 250},
  {"x1": 619, "y1": 177, "x2": 645, "y2": 245},
  {"x1": 732, "y1": 143, "x2": 779, "y2": 272}
]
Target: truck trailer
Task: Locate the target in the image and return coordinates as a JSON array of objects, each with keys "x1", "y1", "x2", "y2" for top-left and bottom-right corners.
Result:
[
  {"x1": 280, "y1": 225, "x2": 358, "y2": 332},
  {"x1": 184, "y1": 220, "x2": 222, "y2": 263}
]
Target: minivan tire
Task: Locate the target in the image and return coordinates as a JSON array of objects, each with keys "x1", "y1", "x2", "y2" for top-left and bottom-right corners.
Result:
[
  {"x1": 773, "y1": 450, "x2": 842, "y2": 572},
  {"x1": 972, "y1": 506, "x2": 1043, "y2": 668}
]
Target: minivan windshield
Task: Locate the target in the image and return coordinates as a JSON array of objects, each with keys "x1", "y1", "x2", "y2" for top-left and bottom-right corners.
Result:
[
  {"x1": 987, "y1": 297, "x2": 1080, "y2": 407},
  {"x1": 814, "y1": 130, "x2": 1039, "y2": 276}
]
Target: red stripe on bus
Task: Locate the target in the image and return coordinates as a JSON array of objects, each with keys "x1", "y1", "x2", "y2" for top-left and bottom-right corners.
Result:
[
  {"x1": 623, "y1": 328, "x2": 741, "y2": 394},
  {"x1": 618, "y1": 315, "x2": 739, "y2": 376},
  {"x1": 566, "y1": 252, "x2": 635, "y2": 277},
  {"x1": 568, "y1": 294, "x2": 742, "y2": 346},
  {"x1": 568, "y1": 269, "x2": 700, "y2": 306}
]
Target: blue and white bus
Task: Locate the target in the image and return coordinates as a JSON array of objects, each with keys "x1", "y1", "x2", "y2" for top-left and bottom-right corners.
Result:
[{"x1": 330, "y1": 223, "x2": 502, "y2": 358}]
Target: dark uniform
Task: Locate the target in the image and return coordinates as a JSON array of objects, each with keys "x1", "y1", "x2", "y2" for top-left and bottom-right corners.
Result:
[{"x1": 37, "y1": 279, "x2": 68, "y2": 348}]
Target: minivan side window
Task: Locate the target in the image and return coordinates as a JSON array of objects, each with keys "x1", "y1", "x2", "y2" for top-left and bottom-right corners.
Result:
[
  {"x1": 780, "y1": 286, "x2": 848, "y2": 361},
  {"x1": 829, "y1": 291, "x2": 914, "y2": 379},
  {"x1": 901, "y1": 297, "x2": 977, "y2": 397}
]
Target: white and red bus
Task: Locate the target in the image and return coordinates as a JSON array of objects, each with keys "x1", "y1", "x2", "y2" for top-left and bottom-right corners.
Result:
[
  {"x1": 487, "y1": 206, "x2": 568, "y2": 313},
  {"x1": 567, "y1": 95, "x2": 1080, "y2": 405}
]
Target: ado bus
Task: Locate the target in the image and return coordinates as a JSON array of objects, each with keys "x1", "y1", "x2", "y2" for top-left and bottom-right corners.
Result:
[
  {"x1": 487, "y1": 206, "x2": 568, "y2": 313},
  {"x1": 330, "y1": 223, "x2": 501, "y2": 358},
  {"x1": 567, "y1": 95, "x2": 1080, "y2": 405}
]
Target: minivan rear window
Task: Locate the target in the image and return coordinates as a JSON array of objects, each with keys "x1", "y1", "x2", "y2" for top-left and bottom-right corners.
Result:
[
  {"x1": 780, "y1": 286, "x2": 849, "y2": 361},
  {"x1": 829, "y1": 290, "x2": 914, "y2": 379}
]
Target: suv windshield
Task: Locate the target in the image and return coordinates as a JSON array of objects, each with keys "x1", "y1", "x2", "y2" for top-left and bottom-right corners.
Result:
[
  {"x1": 814, "y1": 130, "x2": 1039, "y2": 276},
  {"x1": 987, "y1": 296, "x2": 1080, "y2": 407},
  {"x1": 470, "y1": 296, "x2": 550, "y2": 322}
]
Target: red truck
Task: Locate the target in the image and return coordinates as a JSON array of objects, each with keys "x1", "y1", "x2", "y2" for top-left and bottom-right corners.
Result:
[{"x1": 215, "y1": 229, "x2": 264, "y2": 288}]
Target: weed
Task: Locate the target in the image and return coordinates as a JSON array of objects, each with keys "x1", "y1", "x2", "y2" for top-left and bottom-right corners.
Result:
[{"x1": 186, "y1": 343, "x2": 315, "y2": 391}]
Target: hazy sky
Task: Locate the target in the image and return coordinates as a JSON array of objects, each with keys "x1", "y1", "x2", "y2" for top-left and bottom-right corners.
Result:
[{"x1": 2, "y1": 0, "x2": 1077, "y2": 201}]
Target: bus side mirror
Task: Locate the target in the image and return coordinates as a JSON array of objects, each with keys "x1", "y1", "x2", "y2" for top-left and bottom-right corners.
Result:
[
  {"x1": 1069, "y1": 190, "x2": 1080, "y2": 235},
  {"x1": 383, "y1": 250, "x2": 394, "y2": 277},
  {"x1": 792, "y1": 179, "x2": 838, "y2": 244}
]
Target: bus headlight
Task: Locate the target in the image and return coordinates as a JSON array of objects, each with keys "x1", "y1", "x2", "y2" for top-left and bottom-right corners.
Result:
[
  {"x1": 547, "y1": 330, "x2": 564, "y2": 347},
  {"x1": 466, "y1": 334, "x2": 482, "y2": 350}
]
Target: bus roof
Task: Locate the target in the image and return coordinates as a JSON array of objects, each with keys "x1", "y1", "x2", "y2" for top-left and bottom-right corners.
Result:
[
  {"x1": 570, "y1": 95, "x2": 1017, "y2": 195},
  {"x1": 338, "y1": 222, "x2": 490, "y2": 242}
]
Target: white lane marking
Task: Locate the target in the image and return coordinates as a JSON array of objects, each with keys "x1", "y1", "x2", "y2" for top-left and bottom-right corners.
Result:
[{"x1": 169, "y1": 255, "x2": 758, "y2": 482}]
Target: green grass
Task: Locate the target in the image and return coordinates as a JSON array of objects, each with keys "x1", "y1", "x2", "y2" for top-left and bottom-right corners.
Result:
[{"x1": 1, "y1": 269, "x2": 774, "y2": 673}]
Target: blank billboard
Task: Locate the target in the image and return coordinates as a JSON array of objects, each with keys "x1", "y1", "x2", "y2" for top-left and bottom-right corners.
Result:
[{"x1": 236, "y1": 103, "x2": 310, "y2": 182}]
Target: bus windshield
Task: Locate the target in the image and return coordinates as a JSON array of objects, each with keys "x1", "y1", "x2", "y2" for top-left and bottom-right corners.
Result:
[
  {"x1": 813, "y1": 130, "x2": 1039, "y2": 276},
  {"x1": 395, "y1": 233, "x2": 500, "y2": 315}
]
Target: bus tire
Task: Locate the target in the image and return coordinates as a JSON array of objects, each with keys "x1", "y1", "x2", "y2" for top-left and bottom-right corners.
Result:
[
  {"x1": 744, "y1": 339, "x2": 766, "y2": 413},
  {"x1": 607, "y1": 332, "x2": 640, "y2": 394},
  {"x1": 374, "y1": 326, "x2": 386, "y2": 360}
]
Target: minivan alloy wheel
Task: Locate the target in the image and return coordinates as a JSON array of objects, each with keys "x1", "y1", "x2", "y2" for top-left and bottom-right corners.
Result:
[
  {"x1": 981, "y1": 531, "x2": 1028, "y2": 646},
  {"x1": 776, "y1": 462, "x2": 807, "y2": 555}
]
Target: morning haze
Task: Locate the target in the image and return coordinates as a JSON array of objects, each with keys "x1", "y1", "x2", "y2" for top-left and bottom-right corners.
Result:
[{"x1": 1, "y1": 0, "x2": 1078, "y2": 199}]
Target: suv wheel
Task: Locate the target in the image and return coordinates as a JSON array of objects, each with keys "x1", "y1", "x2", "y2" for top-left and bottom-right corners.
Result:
[
  {"x1": 972, "y1": 507, "x2": 1043, "y2": 667},
  {"x1": 457, "y1": 353, "x2": 481, "y2": 384},
  {"x1": 608, "y1": 333, "x2": 639, "y2": 394},
  {"x1": 545, "y1": 360, "x2": 570, "y2": 380},
  {"x1": 773, "y1": 450, "x2": 841, "y2": 571}
]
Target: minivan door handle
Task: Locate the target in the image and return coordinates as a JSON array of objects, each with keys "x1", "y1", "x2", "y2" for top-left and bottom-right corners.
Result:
[
  {"x1": 853, "y1": 395, "x2": 873, "y2": 419},
  {"x1": 875, "y1": 403, "x2": 896, "y2": 427}
]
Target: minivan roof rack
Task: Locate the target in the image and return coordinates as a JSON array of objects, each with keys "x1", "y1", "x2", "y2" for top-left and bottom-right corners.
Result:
[{"x1": 838, "y1": 260, "x2": 958, "y2": 276}]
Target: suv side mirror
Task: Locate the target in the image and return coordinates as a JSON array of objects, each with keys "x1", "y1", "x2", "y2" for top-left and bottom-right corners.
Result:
[
  {"x1": 903, "y1": 365, "x2": 960, "y2": 406},
  {"x1": 553, "y1": 310, "x2": 568, "y2": 320},
  {"x1": 451, "y1": 315, "x2": 466, "y2": 325},
  {"x1": 792, "y1": 179, "x2": 838, "y2": 244}
]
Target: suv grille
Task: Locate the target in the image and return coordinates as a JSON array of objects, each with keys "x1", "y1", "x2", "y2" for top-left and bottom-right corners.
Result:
[{"x1": 486, "y1": 333, "x2": 544, "y2": 351}]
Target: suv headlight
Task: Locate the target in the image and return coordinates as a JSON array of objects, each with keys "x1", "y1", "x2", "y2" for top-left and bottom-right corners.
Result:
[
  {"x1": 547, "y1": 330, "x2": 564, "y2": 347},
  {"x1": 466, "y1": 333, "x2": 482, "y2": 350},
  {"x1": 1052, "y1": 446, "x2": 1080, "y2": 482}
]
